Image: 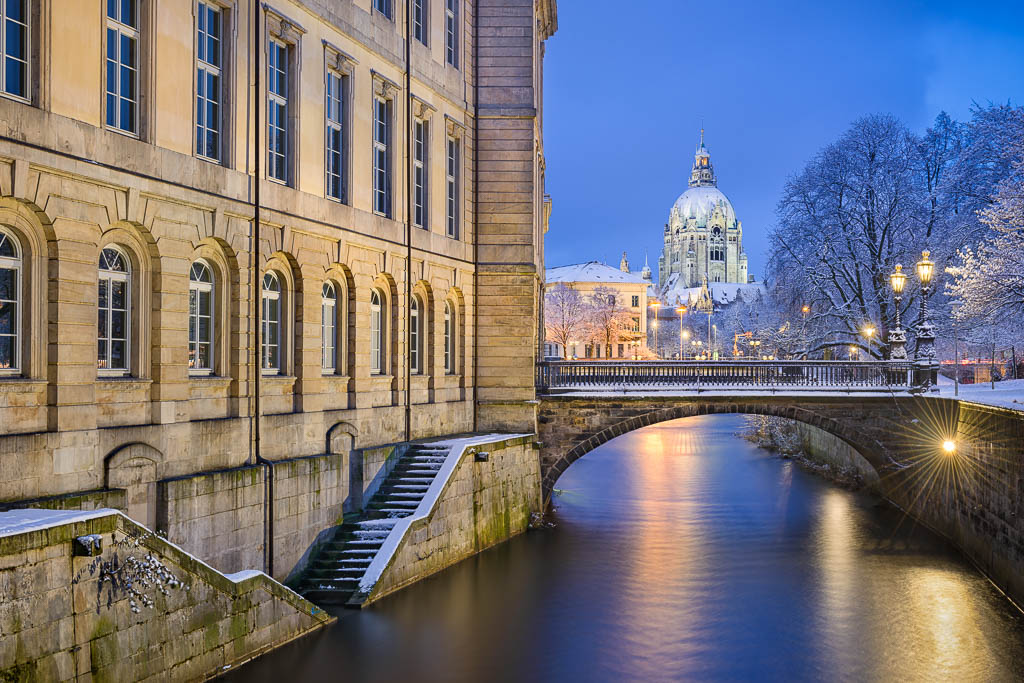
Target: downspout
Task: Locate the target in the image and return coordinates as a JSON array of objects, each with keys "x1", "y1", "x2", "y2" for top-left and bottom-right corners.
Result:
[
  {"x1": 252, "y1": 0, "x2": 273, "y2": 577},
  {"x1": 471, "y1": 0, "x2": 479, "y2": 432},
  {"x1": 404, "y1": 0, "x2": 413, "y2": 442}
]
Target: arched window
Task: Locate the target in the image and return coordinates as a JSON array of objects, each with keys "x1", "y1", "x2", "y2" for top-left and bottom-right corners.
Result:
[
  {"x1": 443, "y1": 301, "x2": 454, "y2": 375},
  {"x1": 0, "y1": 228, "x2": 21, "y2": 374},
  {"x1": 262, "y1": 272, "x2": 281, "y2": 373},
  {"x1": 322, "y1": 282, "x2": 337, "y2": 373},
  {"x1": 370, "y1": 289, "x2": 384, "y2": 375},
  {"x1": 98, "y1": 246, "x2": 130, "y2": 375},
  {"x1": 189, "y1": 260, "x2": 214, "y2": 374},
  {"x1": 409, "y1": 295, "x2": 421, "y2": 374}
]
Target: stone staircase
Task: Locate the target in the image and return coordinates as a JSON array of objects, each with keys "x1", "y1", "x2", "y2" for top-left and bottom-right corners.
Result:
[{"x1": 297, "y1": 443, "x2": 449, "y2": 605}]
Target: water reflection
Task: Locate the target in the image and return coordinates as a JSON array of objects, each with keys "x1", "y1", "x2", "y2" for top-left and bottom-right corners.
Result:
[{"x1": 229, "y1": 415, "x2": 1024, "y2": 682}]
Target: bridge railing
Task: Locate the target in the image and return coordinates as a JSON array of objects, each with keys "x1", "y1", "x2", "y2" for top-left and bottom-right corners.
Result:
[{"x1": 535, "y1": 360, "x2": 915, "y2": 393}]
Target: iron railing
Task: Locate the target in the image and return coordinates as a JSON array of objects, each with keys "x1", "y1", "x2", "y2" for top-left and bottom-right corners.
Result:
[{"x1": 535, "y1": 360, "x2": 915, "y2": 393}]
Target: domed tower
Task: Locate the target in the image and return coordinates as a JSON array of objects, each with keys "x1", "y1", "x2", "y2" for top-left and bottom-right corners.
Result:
[{"x1": 658, "y1": 130, "x2": 748, "y2": 288}]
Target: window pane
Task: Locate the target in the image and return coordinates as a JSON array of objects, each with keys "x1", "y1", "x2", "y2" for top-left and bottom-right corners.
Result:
[
  {"x1": 0, "y1": 299, "x2": 13, "y2": 334},
  {"x1": 6, "y1": 20, "x2": 24, "y2": 60},
  {"x1": 111, "y1": 280, "x2": 126, "y2": 309},
  {"x1": 7, "y1": 0, "x2": 25, "y2": 23},
  {"x1": 199, "y1": 289, "x2": 211, "y2": 317},
  {"x1": 97, "y1": 339, "x2": 107, "y2": 367},
  {"x1": 0, "y1": 267, "x2": 13, "y2": 302},
  {"x1": 111, "y1": 310, "x2": 126, "y2": 339},
  {"x1": 111, "y1": 340, "x2": 126, "y2": 369}
]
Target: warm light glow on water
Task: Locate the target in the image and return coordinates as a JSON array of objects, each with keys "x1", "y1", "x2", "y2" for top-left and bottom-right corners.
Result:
[{"x1": 230, "y1": 415, "x2": 1024, "y2": 682}]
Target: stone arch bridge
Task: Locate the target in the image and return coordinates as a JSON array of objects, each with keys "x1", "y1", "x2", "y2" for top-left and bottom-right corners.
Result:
[{"x1": 533, "y1": 361, "x2": 1024, "y2": 606}]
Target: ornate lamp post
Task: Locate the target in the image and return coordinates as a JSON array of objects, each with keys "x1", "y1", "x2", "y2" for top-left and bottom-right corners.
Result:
[
  {"x1": 862, "y1": 325, "x2": 875, "y2": 358},
  {"x1": 914, "y1": 250, "x2": 937, "y2": 389},
  {"x1": 888, "y1": 263, "x2": 908, "y2": 360}
]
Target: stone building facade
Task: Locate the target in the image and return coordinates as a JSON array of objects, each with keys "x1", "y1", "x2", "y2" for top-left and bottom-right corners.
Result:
[
  {"x1": 0, "y1": 0, "x2": 555, "y2": 577},
  {"x1": 658, "y1": 131, "x2": 749, "y2": 289}
]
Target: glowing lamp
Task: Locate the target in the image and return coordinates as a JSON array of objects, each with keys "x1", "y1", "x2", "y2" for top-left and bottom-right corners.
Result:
[
  {"x1": 890, "y1": 264, "x2": 907, "y2": 294},
  {"x1": 916, "y1": 251, "x2": 934, "y2": 286},
  {"x1": 942, "y1": 440, "x2": 956, "y2": 454}
]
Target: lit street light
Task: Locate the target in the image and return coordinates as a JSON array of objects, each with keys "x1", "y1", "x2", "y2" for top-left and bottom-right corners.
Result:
[
  {"x1": 889, "y1": 263, "x2": 908, "y2": 360},
  {"x1": 914, "y1": 250, "x2": 937, "y2": 389},
  {"x1": 676, "y1": 305, "x2": 688, "y2": 360},
  {"x1": 649, "y1": 300, "x2": 661, "y2": 358}
]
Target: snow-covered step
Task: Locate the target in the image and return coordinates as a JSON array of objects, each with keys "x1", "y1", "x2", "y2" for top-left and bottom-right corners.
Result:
[{"x1": 390, "y1": 484, "x2": 430, "y2": 491}]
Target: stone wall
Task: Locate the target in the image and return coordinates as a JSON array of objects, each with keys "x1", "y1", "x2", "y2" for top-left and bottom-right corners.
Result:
[
  {"x1": 793, "y1": 422, "x2": 881, "y2": 489},
  {"x1": 157, "y1": 465, "x2": 266, "y2": 577},
  {"x1": 365, "y1": 435, "x2": 541, "y2": 604},
  {"x1": 0, "y1": 510, "x2": 331, "y2": 681},
  {"x1": 271, "y1": 455, "x2": 347, "y2": 583}
]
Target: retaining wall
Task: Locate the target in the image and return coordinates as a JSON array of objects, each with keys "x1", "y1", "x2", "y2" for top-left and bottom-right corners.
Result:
[{"x1": 0, "y1": 510, "x2": 331, "y2": 681}]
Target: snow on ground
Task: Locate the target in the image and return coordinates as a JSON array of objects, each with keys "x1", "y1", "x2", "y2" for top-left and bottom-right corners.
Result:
[{"x1": 935, "y1": 378, "x2": 1024, "y2": 413}]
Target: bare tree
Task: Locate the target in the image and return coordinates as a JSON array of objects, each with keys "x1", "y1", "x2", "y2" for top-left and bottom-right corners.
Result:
[
  {"x1": 587, "y1": 286, "x2": 634, "y2": 357},
  {"x1": 768, "y1": 114, "x2": 925, "y2": 358},
  {"x1": 544, "y1": 283, "x2": 588, "y2": 358}
]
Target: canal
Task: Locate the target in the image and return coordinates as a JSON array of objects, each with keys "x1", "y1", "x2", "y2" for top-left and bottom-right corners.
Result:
[{"x1": 228, "y1": 415, "x2": 1024, "y2": 681}]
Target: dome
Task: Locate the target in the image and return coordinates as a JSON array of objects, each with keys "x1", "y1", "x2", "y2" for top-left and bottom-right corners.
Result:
[{"x1": 671, "y1": 186, "x2": 737, "y2": 228}]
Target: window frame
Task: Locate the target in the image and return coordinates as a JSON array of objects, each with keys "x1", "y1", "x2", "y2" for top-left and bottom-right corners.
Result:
[
  {"x1": 372, "y1": 96, "x2": 392, "y2": 217},
  {"x1": 0, "y1": 227, "x2": 21, "y2": 375},
  {"x1": 413, "y1": 0, "x2": 427, "y2": 45},
  {"x1": 445, "y1": 135, "x2": 459, "y2": 239},
  {"x1": 105, "y1": 0, "x2": 141, "y2": 136},
  {"x1": 413, "y1": 118, "x2": 428, "y2": 229},
  {"x1": 188, "y1": 259, "x2": 215, "y2": 376},
  {"x1": 321, "y1": 281, "x2": 338, "y2": 374},
  {"x1": 443, "y1": 301, "x2": 454, "y2": 375},
  {"x1": 409, "y1": 295, "x2": 421, "y2": 375},
  {"x1": 261, "y1": 271, "x2": 282, "y2": 375},
  {"x1": 325, "y1": 67, "x2": 347, "y2": 202},
  {"x1": 97, "y1": 245, "x2": 132, "y2": 377},
  {"x1": 445, "y1": 0, "x2": 459, "y2": 68},
  {"x1": 373, "y1": 0, "x2": 393, "y2": 20},
  {"x1": 0, "y1": 0, "x2": 30, "y2": 103},
  {"x1": 195, "y1": 0, "x2": 224, "y2": 163},
  {"x1": 267, "y1": 37, "x2": 289, "y2": 184},
  {"x1": 370, "y1": 289, "x2": 384, "y2": 375}
]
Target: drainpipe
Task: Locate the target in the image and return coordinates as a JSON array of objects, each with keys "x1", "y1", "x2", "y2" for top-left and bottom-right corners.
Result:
[
  {"x1": 252, "y1": 0, "x2": 272, "y2": 576},
  {"x1": 404, "y1": 0, "x2": 413, "y2": 442},
  {"x1": 471, "y1": 0, "x2": 479, "y2": 432}
]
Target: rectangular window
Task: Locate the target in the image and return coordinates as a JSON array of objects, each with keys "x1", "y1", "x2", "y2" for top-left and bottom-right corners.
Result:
[
  {"x1": 325, "y1": 70, "x2": 346, "y2": 201},
  {"x1": 617, "y1": 343, "x2": 624, "y2": 358},
  {"x1": 446, "y1": 136, "x2": 459, "y2": 238},
  {"x1": 1, "y1": 0, "x2": 28, "y2": 100},
  {"x1": 413, "y1": 119, "x2": 428, "y2": 228},
  {"x1": 632, "y1": 295, "x2": 639, "y2": 307},
  {"x1": 445, "y1": 0, "x2": 458, "y2": 67},
  {"x1": 413, "y1": 0, "x2": 427, "y2": 45},
  {"x1": 196, "y1": 1, "x2": 222, "y2": 161},
  {"x1": 373, "y1": 97, "x2": 392, "y2": 217},
  {"x1": 106, "y1": 0, "x2": 139, "y2": 134},
  {"x1": 267, "y1": 38, "x2": 288, "y2": 183},
  {"x1": 373, "y1": 0, "x2": 392, "y2": 20}
]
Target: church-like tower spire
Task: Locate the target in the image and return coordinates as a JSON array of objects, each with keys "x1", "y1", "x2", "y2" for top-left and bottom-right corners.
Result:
[{"x1": 689, "y1": 129, "x2": 717, "y2": 188}]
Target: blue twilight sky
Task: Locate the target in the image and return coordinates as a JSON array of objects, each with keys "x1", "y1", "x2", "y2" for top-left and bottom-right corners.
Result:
[{"x1": 542, "y1": 0, "x2": 1024, "y2": 280}]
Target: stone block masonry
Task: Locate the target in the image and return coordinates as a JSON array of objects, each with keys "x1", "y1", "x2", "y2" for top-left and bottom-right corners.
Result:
[{"x1": 0, "y1": 509, "x2": 331, "y2": 681}]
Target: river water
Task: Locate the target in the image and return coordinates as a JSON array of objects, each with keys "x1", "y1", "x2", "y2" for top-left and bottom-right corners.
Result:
[{"x1": 230, "y1": 415, "x2": 1024, "y2": 682}]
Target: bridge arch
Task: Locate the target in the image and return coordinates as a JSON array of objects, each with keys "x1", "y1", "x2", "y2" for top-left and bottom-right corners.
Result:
[{"x1": 539, "y1": 400, "x2": 890, "y2": 504}]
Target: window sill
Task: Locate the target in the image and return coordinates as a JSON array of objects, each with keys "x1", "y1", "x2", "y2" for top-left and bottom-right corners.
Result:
[
  {"x1": 107, "y1": 126, "x2": 140, "y2": 140},
  {"x1": 0, "y1": 377, "x2": 46, "y2": 389},
  {"x1": 190, "y1": 374, "x2": 230, "y2": 384},
  {"x1": 267, "y1": 176, "x2": 289, "y2": 187},
  {"x1": 96, "y1": 377, "x2": 153, "y2": 389},
  {"x1": 0, "y1": 91, "x2": 30, "y2": 106},
  {"x1": 262, "y1": 374, "x2": 296, "y2": 381},
  {"x1": 196, "y1": 154, "x2": 223, "y2": 166}
]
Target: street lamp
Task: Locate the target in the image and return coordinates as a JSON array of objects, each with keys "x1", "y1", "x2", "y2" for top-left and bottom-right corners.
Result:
[
  {"x1": 676, "y1": 305, "x2": 687, "y2": 360},
  {"x1": 850, "y1": 345, "x2": 858, "y2": 361},
  {"x1": 862, "y1": 324, "x2": 875, "y2": 357},
  {"x1": 914, "y1": 250, "x2": 937, "y2": 389},
  {"x1": 649, "y1": 300, "x2": 661, "y2": 358},
  {"x1": 889, "y1": 263, "x2": 908, "y2": 360}
]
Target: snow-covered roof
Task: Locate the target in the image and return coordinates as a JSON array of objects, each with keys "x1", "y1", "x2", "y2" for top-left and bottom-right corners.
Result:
[
  {"x1": 654, "y1": 275, "x2": 766, "y2": 308},
  {"x1": 546, "y1": 261, "x2": 650, "y2": 285},
  {"x1": 671, "y1": 186, "x2": 737, "y2": 227}
]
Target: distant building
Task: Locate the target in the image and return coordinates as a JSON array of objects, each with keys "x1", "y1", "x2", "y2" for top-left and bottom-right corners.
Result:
[
  {"x1": 658, "y1": 130, "x2": 750, "y2": 296},
  {"x1": 545, "y1": 259, "x2": 650, "y2": 359}
]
